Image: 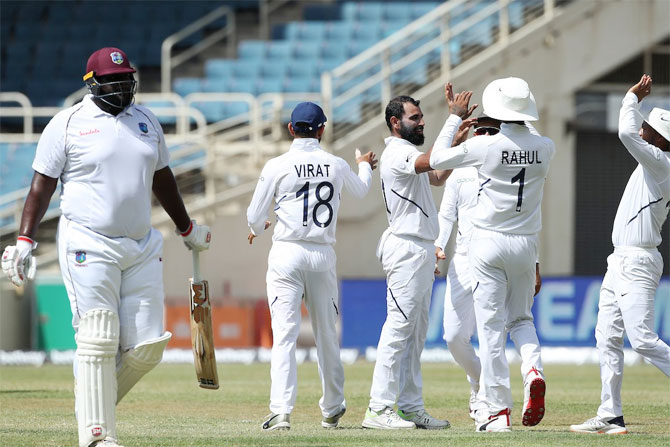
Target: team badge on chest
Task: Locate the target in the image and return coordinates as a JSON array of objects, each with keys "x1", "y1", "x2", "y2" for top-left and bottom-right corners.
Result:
[
  {"x1": 75, "y1": 251, "x2": 87, "y2": 264},
  {"x1": 138, "y1": 122, "x2": 148, "y2": 133}
]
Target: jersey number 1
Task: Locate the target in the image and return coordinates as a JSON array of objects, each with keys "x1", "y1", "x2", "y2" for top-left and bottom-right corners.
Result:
[
  {"x1": 296, "y1": 181, "x2": 334, "y2": 228},
  {"x1": 511, "y1": 168, "x2": 525, "y2": 212}
]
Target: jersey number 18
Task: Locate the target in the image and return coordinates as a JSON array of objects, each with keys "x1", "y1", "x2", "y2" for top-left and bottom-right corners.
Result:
[{"x1": 296, "y1": 181, "x2": 334, "y2": 228}]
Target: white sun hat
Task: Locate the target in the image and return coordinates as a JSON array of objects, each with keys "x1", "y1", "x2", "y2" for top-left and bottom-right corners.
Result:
[
  {"x1": 646, "y1": 107, "x2": 670, "y2": 143},
  {"x1": 482, "y1": 77, "x2": 539, "y2": 121}
]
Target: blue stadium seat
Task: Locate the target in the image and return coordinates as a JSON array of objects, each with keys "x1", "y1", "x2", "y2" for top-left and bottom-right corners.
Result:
[
  {"x1": 283, "y1": 77, "x2": 318, "y2": 93},
  {"x1": 286, "y1": 63, "x2": 318, "y2": 79},
  {"x1": 192, "y1": 101, "x2": 226, "y2": 122},
  {"x1": 205, "y1": 59, "x2": 233, "y2": 79},
  {"x1": 352, "y1": 21, "x2": 382, "y2": 41},
  {"x1": 202, "y1": 79, "x2": 228, "y2": 93},
  {"x1": 383, "y1": 3, "x2": 411, "y2": 22},
  {"x1": 260, "y1": 61, "x2": 289, "y2": 79},
  {"x1": 225, "y1": 101, "x2": 251, "y2": 118},
  {"x1": 231, "y1": 60, "x2": 262, "y2": 79},
  {"x1": 257, "y1": 78, "x2": 284, "y2": 94},
  {"x1": 286, "y1": 22, "x2": 327, "y2": 42},
  {"x1": 266, "y1": 41, "x2": 293, "y2": 60},
  {"x1": 294, "y1": 43, "x2": 321, "y2": 59},
  {"x1": 228, "y1": 78, "x2": 257, "y2": 95},
  {"x1": 324, "y1": 21, "x2": 353, "y2": 41},
  {"x1": 321, "y1": 42, "x2": 348, "y2": 61},
  {"x1": 238, "y1": 41, "x2": 266, "y2": 60},
  {"x1": 412, "y1": 2, "x2": 440, "y2": 19},
  {"x1": 174, "y1": 78, "x2": 203, "y2": 96}
]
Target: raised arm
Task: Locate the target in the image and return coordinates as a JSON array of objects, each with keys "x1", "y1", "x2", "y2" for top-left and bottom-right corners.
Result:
[
  {"x1": 618, "y1": 75, "x2": 670, "y2": 182},
  {"x1": 342, "y1": 149, "x2": 376, "y2": 198}
]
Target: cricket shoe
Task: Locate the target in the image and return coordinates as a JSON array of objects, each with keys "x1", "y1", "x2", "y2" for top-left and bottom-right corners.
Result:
[
  {"x1": 398, "y1": 409, "x2": 450, "y2": 429},
  {"x1": 522, "y1": 366, "x2": 546, "y2": 426},
  {"x1": 362, "y1": 407, "x2": 416, "y2": 429},
  {"x1": 570, "y1": 416, "x2": 627, "y2": 434},
  {"x1": 322, "y1": 405, "x2": 346, "y2": 428},
  {"x1": 262, "y1": 413, "x2": 290, "y2": 431},
  {"x1": 469, "y1": 389, "x2": 482, "y2": 420},
  {"x1": 89, "y1": 439, "x2": 125, "y2": 447},
  {"x1": 476, "y1": 408, "x2": 512, "y2": 432}
]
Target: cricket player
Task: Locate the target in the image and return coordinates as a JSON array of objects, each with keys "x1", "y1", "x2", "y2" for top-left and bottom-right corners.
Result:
[
  {"x1": 435, "y1": 117, "x2": 544, "y2": 421},
  {"x1": 570, "y1": 74, "x2": 670, "y2": 435},
  {"x1": 362, "y1": 89, "x2": 475, "y2": 430},
  {"x1": 246, "y1": 102, "x2": 377, "y2": 431},
  {"x1": 430, "y1": 77, "x2": 555, "y2": 432},
  {"x1": 1, "y1": 47, "x2": 211, "y2": 447}
]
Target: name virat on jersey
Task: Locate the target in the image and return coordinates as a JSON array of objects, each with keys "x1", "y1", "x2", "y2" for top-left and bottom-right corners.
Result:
[
  {"x1": 501, "y1": 150, "x2": 543, "y2": 165},
  {"x1": 294, "y1": 163, "x2": 331, "y2": 178}
]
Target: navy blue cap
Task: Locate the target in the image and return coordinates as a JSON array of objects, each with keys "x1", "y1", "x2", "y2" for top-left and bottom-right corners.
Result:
[{"x1": 290, "y1": 102, "x2": 327, "y2": 131}]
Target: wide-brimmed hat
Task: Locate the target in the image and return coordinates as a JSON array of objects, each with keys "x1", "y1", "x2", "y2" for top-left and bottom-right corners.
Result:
[
  {"x1": 482, "y1": 77, "x2": 538, "y2": 121},
  {"x1": 646, "y1": 107, "x2": 670, "y2": 143}
]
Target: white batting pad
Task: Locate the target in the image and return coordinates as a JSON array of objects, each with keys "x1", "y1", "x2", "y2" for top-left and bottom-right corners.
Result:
[
  {"x1": 116, "y1": 332, "x2": 172, "y2": 403},
  {"x1": 76, "y1": 309, "x2": 120, "y2": 447}
]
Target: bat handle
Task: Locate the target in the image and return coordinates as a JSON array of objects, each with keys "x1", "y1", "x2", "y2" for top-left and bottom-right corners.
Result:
[{"x1": 192, "y1": 250, "x2": 202, "y2": 283}]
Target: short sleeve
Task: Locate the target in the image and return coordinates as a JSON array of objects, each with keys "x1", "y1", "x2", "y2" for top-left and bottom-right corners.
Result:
[
  {"x1": 389, "y1": 146, "x2": 421, "y2": 176},
  {"x1": 32, "y1": 110, "x2": 70, "y2": 179}
]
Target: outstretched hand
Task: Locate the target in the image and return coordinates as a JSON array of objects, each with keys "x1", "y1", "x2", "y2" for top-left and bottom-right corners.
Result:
[
  {"x1": 445, "y1": 83, "x2": 478, "y2": 120},
  {"x1": 434, "y1": 246, "x2": 446, "y2": 275},
  {"x1": 248, "y1": 221, "x2": 271, "y2": 245},
  {"x1": 628, "y1": 74, "x2": 652, "y2": 102},
  {"x1": 453, "y1": 118, "x2": 478, "y2": 146},
  {"x1": 355, "y1": 148, "x2": 378, "y2": 170}
]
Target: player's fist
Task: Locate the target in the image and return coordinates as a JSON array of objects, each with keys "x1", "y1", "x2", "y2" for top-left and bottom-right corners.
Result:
[
  {"x1": 2, "y1": 236, "x2": 38, "y2": 287},
  {"x1": 179, "y1": 220, "x2": 211, "y2": 252}
]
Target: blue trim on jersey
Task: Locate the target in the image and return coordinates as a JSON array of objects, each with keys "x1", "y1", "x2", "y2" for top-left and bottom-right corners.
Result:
[
  {"x1": 381, "y1": 180, "x2": 391, "y2": 214},
  {"x1": 472, "y1": 281, "x2": 480, "y2": 294},
  {"x1": 332, "y1": 298, "x2": 339, "y2": 316},
  {"x1": 274, "y1": 194, "x2": 287, "y2": 211},
  {"x1": 478, "y1": 178, "x2": 491, "y2": 198},
  {"x1": 390, "y1": 189, "x2": 428, "y2": 218},
  {"x1": 388, "y1": 288, "x2": 408, "y2": 320},
  {"x1": 626, "y1": 197, "x2": 663, "y2": 224}
]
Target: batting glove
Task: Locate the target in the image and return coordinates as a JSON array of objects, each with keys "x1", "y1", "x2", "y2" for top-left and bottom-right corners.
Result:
[
  {"x1": 178, "y1": 220, "x2": 211, "y2": 252},
  {"x1": 2, "y1": 236, "x2": 38, "y2": 287}
]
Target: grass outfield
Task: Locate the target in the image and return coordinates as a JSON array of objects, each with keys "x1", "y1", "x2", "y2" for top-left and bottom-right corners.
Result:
[{"x1": 1, "y1": 362, "x2": 668, "y2": 446}]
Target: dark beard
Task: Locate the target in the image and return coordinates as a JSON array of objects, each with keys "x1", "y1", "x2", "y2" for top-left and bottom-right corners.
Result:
[{"x1": 399, "y1": 123, "x2": 424, "y2": 146}]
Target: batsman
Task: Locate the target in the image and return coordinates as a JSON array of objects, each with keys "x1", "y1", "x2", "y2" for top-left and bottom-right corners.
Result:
[{"x1": 1, "y1": 47, "x2": 211, "y2": 447}]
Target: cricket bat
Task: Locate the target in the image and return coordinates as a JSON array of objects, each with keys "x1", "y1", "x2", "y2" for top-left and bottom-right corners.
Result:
[{"x1": 189, "y1": 250, "x2": 219, "y2": 390}]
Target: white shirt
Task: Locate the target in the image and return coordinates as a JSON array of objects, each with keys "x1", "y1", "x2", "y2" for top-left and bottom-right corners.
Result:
[
  {"x1": 430, "y1": 117, "x2": 555, "y2": 234},
  {"x1": 435, "y1": 167, "x2": 478, "y2": 255},
  {"x1": 32, "y1": 95, "x2": 170, "y2": 239},
  {"x1": 612, "y1": 92, "x2": 670, "y2": 248},
  {"x1": 379, "y1": 136, "x2": 440, "y2": 240},
  {"x1": 246, "y1": 138, "x2": 372, "y2": 245}
]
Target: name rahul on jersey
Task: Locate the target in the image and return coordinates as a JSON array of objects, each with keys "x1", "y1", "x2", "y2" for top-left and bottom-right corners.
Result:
[
  {"x1": 501, "y1": 150, "x2": 543, "y2": 165},
  {"x1": 294, "y1": 163, "x2": 331, "y2": 178}
]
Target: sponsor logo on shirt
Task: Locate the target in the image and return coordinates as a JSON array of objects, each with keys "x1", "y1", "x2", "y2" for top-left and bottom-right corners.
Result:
[
  {"x1": 138, "y1": 122, "x2": 148, "y2": 133},
  {"x1": 79, "y1": 129, "x2": 100, "y2": 136},
  {"x1": 75, "y1": 251, "x2": 87, "y2": 265}
]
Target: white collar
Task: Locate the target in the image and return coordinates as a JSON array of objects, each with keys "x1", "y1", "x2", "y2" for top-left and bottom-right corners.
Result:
[{"x1": 289, "y1": 138, "x2": 322, "y2": 151}]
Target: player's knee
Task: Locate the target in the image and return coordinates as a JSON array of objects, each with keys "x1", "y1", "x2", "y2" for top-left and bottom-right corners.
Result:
[{"x1": 76, "y1": 309, "x2": 120, "y2": 357}]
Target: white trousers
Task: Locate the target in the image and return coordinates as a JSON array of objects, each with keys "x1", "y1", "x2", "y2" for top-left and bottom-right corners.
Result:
[
  {"x1": 443, "y1": 252, "x2": 481, "y2": 391},
  {"x1": 266, "y1": 241, "x2": 345, "y2": 418},
  {"x1": 369, "y1": 230, "x2": 435, "y2": 413},
  {"x1": 58, "y1": 216, "x2": 166, "y2": 351},
  {"x1": 596, "y1": 247, "x2": 670, "y2": 419},
  {"x1": 469, "y1": 228, "x2": 543, "y2": 414}
]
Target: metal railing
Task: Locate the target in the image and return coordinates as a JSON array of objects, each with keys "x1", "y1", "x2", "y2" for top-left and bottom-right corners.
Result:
[
  {"x1": 321, "y1": 0, "x2": 562, "y2": 148},
  {"x1": 0, "y1": 0, "x2": 574, "y2": 259},
  {"x1": 161, "y1": 6, "x2": 236, "y2": 93}
]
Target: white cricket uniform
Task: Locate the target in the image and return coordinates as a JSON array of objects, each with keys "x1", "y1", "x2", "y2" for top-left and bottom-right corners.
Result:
[
  {"x1": 33, "y1": 94, "x2": 168, "y2": 349},
  {"x1": 368, "y1": 130, "x2": 456, "y2": 413},
  {"x1": 246, "y1": 137, "x2": 372, "y2": 417},
  {"x1": 435, "y1": 167, "x2": 481, "y2": 392},
  {"x1": 595, "y1": 92, "x2": 670, "y2": 419},
  {"x1": 431, "y1": 115, "x2": 555, "y2": 414}
]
